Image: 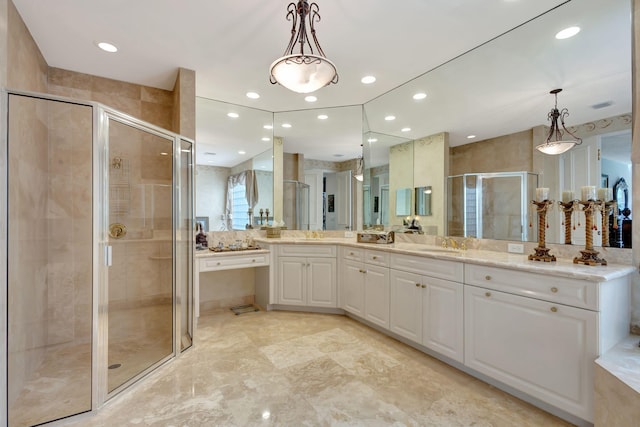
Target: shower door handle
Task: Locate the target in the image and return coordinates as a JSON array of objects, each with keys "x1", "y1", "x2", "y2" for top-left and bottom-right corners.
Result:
[{"x1": 105, "y1": 245, "x2": 113, "y2": 266}]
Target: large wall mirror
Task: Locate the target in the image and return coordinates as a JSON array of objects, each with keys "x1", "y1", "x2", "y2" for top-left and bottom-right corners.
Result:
[
  {"x1": 362, "y1": 0, "x2": 632, "y2": 247},
  {"x1": 273, "y1": 105, "x2": 362, "y2": 230},
  {"x1": 195, "y1": 97, "x2": 274, "y2": 231}
]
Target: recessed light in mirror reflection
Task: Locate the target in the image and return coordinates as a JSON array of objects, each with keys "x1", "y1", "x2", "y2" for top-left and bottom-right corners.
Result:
[
  {"x1": 385, "y1": 115, "x2": 396, "y2": 121},
  {"x1": 361, "y1": 75, "x2": 376, "y2": 84},
  {"x1": 401, "y1": 127, "x2": 411, "y2": 132},
  {"x1": 238, "y1": 150, "x2": 246, "y2": 155},
  {"x1": 413, "y1": 92, "x2": 427, "y2": 100},
  {"x1": 281, "y1": 123, "x2": 292, "y2": 128},
  {"x1": 555, "y1": 26, "x2": 580, "y2": 39},
  {"x1": 261, "y1": 137, "x2": 270, "y2": 141},
  {"x1": 263, "y1": 124, "x2": 273, "y2": 129},
  {"x1": 318, "y1": 114, "x2": 328, "y2": 120},
  {"x1": 305, "y1": 95, "x2": 317, "y2": 102},
  {"x1": 246, "y1": 92, "x2": 260, "y2": 99},
  {"x1": 367, "y1": 138, "x2": 378, "y2": 143},
  {"x1": 467, "y1": 135, "x2": 476, "y2": 139},
  {"x1": 227, "y1": 112, "x2": 239, "y2": 118},
  {"x1": 97, "y1": 41, "x2": 118, "y2": 52}
]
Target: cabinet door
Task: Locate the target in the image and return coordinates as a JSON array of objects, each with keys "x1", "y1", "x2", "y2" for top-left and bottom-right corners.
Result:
[
  {"x1": 389, "y1": 269, "x2": 422, "y2": 342},
  {"x1": 423, "y1": 277, "x2": 463, "y2": 363},
  {"x1": 341, "y1": 259, "x2": 365, "y2": 316},
  {"x1": 364, "y1": 264, "x2": 390, "y2": 329},
  {"x1": 464, "y1": 285, "x2": 597, "y2": 422},
  {"x1": 307, "y1": 257, "x2": 337, "y2": 307},
  {"x1": 278, "y1": 257, "x2": 306, "y2": 305}
]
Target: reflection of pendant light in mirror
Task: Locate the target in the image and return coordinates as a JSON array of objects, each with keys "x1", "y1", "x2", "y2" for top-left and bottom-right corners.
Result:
[
  {"x1": 269, "y1": 0, "x2": 338, "y2": 93},
  {"x1": 536, "y1": 88, "x2": 582, "y2": 155},
  {"x1": 354, "y1": 156, "x2": 364, "y2": 182}
]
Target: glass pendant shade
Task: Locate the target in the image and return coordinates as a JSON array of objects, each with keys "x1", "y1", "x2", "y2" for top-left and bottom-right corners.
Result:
[
  {"x1": 270, "y1": 54, "x2": 338, "y2": 94},
  {"x1": 535, "y1": 140, "x2": 577, "y2": 155}
]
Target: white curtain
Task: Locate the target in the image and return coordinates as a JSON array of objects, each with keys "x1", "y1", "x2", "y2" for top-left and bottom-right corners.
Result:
[{"x1": 225, "y1": 170, "x2": 259, "y2": 229}]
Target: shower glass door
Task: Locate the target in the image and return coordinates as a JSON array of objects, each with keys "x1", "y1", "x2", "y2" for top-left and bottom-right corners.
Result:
[{"x1": 106, "y1": 118, "x2": 175, "y2": 393}]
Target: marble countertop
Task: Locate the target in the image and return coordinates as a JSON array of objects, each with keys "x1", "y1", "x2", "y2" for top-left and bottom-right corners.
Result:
[
  {"x1": 255, "y1": 237, "x2": 635, "y2": 282},
  {"x1": 195, "y1": 248, "x2": 270, "y2": 258}
]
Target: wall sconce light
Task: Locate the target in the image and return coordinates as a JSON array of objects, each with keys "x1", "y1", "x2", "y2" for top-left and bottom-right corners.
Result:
[
  {"x1": 269, "y1": 0, "x2": 339, "y2": 93},
  {"x1": 536, "y1": 88, "x2": 582, "y2": 155}
]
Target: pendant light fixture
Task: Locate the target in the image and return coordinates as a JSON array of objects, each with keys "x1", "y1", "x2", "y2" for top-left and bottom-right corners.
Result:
[
  {"x1": 536, "y1": 88, "x2": 582, "y2": 155},
  {"x1": 269, "y1": 0, "x2": 338, "y2": 93}
]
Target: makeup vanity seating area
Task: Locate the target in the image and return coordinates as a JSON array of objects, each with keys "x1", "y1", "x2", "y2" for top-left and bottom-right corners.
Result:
[{"x1": 195, "y1": 236, "x2": 634, "y2": 426}]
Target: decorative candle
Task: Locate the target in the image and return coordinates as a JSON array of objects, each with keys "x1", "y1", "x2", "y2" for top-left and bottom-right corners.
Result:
[
  {"x1": 597, "y1": 188, "x2": 612, "y2": 201},
  {"x1": 562, "y1": 190, "x2": 574, "y2": 203},
  {"x1": 535, "y1": 187, "x2": 549, "y2": 202},
  {"x1": 581, "y1": 186, "x2": 596, "y2": 201}
]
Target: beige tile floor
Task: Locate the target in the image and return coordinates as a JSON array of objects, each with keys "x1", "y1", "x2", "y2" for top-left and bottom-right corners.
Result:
[{"x1": 60, "y1": 309, "x2": 571, "y2": 426}]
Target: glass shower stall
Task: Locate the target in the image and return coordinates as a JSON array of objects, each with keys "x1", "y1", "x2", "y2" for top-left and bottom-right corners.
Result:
[
  {"x1": 447, "y1": 172, "x2": 538, "y2": 241},
  {"x1": 2, "y1": 90, "x2": 194, "y2": 426}
]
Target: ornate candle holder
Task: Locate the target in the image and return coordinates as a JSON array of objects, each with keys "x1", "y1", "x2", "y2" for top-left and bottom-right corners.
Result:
[
  {"x1": 528, "y1": 199, "x2": 556, "y2": 262},
  {"x1": 259, "y1": 208, "x2": 264, "y2": 226},
  {"x1": 558, "y1": 200, "x2": 578, "y2": 245},
  {"x1": 573, "y1": 200, "x2": 607, "y2": 266}
]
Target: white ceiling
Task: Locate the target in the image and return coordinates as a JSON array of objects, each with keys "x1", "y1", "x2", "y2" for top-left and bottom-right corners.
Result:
[{"x1": 13, "y1": 0, "x2": 631, "y2": 167}]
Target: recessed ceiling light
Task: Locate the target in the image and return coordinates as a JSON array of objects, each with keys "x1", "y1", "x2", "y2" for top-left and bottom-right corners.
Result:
[
  {"x1": 467, "y1": 135, "x2": 476, "y2": 139},
  {"x1": 262, "y1": 137, "x2": 270, "y2": 141},
  {"x1": 263, "y1": 124, "x2": 273, "y2": 129},
  {"x1": 361, "y1": 76, "x2": 376, "y2": 84},
  {"x1": 227, "y1": 112, "x2": 239, "y2": 118},
  {"x1": 281, "y1": 123, "x2": 292, "y2": 128},
  {"x1": 246, "y1": 92, "x2": 260, "y2": 99},
  {"x1": 238, "y1": 150, "x2": 246, "y2": 155},
  {"x1": 367, "y1": 138, "x2": 378, "y2": 143},
  {"x1": 97, "y1": 41, "x2": 118, "y2": 53},
  {"x1": 555, "y1": 26, "x2": 580, "y2": 40},
  {"x1": 401, "y1": 127, "x2": 411, "y2": 132},
  {"x1": 317, "y1": 114, "x2": 328, "y2": 120},
  {"x1": 413, "y1": 92, "x2": 427, "y2": 100},
  {"x1": 385, "y1": 115, "x2": 396, "y2": 121},
  {"x1": 305, "y1": 95, "x2": 317, "y2": 102}
]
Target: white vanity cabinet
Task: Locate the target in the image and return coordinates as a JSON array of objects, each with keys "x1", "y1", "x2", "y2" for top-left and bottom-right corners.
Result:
[
  {"x1": 389, "y1": 254, "x2": 464, "y2": 362},
  {"x1": 276, "y1": 245, "x2": 337, "y2": 308},
  {"x1": 463, "y1": 263, "x2": 630, "y2": 423},
  {"x1": 339, "y1": 247, "x2": 390, "y2": 328}
]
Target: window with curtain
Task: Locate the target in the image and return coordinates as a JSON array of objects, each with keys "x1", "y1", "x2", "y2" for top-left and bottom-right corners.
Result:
[
  {"x1": 226, "y1": 170, "x2": 259, "y2": 230},
  {"x1": 231, "y1": 182, "x2": 249, "y2": 230}
]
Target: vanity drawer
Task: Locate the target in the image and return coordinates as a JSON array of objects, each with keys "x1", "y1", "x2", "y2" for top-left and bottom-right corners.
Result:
[
  {"x1": 464, "y1": 264, "x2": 598, "y2": 310},
  {"x1": 365, "y1": 250, "x2": 389, "y2": 267},
  {"x1": 341, "y1": 246, "x2": 364, "y2": 262},
  {"x1": 278, "y1": 244, "x2": 336, "y2": 257},
  {"x1": 200, "y1": 253, "x2": 270, "y2": 272},
  {"x1": 389, "y1": 253, "x2": 463, "y2": 282}
]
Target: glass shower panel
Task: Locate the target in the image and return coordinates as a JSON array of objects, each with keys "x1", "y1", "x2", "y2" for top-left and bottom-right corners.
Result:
[
  {"x1": 7, "y1": 94, "x2": 93, "y2": 425},
  {"x1": 480, "y1": 175, "x2": 523, "y2": 240},
  {"x1": 107, "y1": 119, "x2": 174, "y2": 393},
  {"x1": 178, "y1": 139, "x2": 194, "y2": 351}
]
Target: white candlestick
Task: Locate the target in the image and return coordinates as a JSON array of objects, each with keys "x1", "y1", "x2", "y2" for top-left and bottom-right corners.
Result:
[
  {"x1": 581, "y1": 186, "x2": 596, "y2": 201},
  {"x1": 562, "y1": 190, "x2": 574, "y2": 203},
  {"x1": 535, "y1": 187, "x2": 549, "y2": 202}
]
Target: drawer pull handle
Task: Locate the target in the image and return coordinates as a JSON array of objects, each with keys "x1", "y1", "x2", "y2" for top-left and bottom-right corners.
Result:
[
  {"x1": 251, "y1": 259, "x2": 256, "y2": 263},
  {"x1": 372, "y1": 256, "x2": 378, "y2": 260},
  {"x1": 550, "y1": 287, "x2": 558, "y2": 293},
  {"x1": 350, "y1": 252, "x2": 354, "y2": 256},
  {"x1": 415, "y1": 283, "x2": 420, "y2": 287},
  {"x1": 485, "y1": 275, "x2": 491, "y2": 281},
  {"x1": 421, "y1": 284, "x2": 426, "y2": 288},
  {"x1": 485, "y1": 292, "x2": 491, "y2": 297},
  {"x1": 550, "y1": 306, "x2": 558, "y2": 313},
  {"x1": 217, "y1": 262, "x2": 221, "y2": 266}
]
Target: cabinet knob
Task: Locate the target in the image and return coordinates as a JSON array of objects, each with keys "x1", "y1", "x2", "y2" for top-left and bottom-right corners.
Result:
[
  {"x1": 251, "y1": 259, "x2": 256, "y2": 263},
  {"x1": 372, "y1": 256, "x2": 378, "y2": 260},
  {"x1": 550, "y1": 287, "x2": 558, "y2": 293},
  {"x1": 349, "y1": 252, "x2": 354, "y2": 256},
  {"x1": 485, "y1": 275, "x2": 491, "y2": 281},
  {"x1": 550, "y1": 306, "x2": 558, "y2": 313},
  {"x1": 421, "y1": 284, "x2": 426, "y2": 288},
  {"x1": 415, "y1": 283, "x2": 420, "y2": 287},
  {"x1": 485, "y1": 292, "x2": 491, "y2": 297},
  {"x1": 217, "y1": 262, "x2": 221, "y2": 266}
]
